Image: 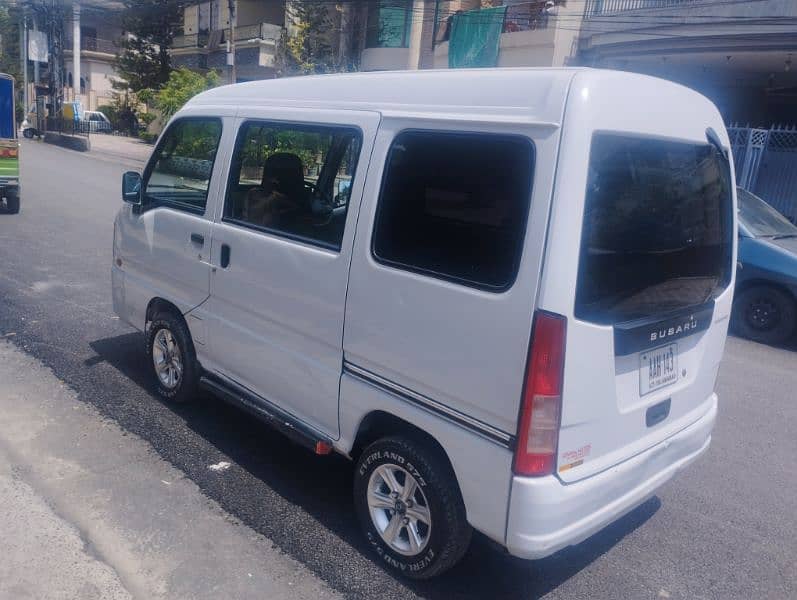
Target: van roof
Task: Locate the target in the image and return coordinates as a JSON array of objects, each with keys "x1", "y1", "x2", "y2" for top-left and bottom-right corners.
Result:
[{"x1": 186, "y1": 67, "x2": 592, "y2": 125}]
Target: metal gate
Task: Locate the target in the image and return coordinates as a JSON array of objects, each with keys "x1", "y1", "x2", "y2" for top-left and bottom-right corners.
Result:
[{"x1": 729, "y1": 124, "x2": 797, "y2": 222}]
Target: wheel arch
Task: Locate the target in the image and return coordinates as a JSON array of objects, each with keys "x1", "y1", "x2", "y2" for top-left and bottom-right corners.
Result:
[
  {"x1": 735, "y1": 278, "x2": 797, "y2": 301},
  {"x1": 351, "y1": 410, "x2": 455, "y2": 471},
  {"x1": 145, "y1": 297, "x2": 187, "y2": 331}
]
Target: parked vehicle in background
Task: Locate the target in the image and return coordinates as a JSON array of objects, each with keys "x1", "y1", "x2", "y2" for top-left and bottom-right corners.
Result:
[
  {"x1": 22, "y1": 99, "x2": 44, "y2": 139},
  {"x1": 112, "y1": 69, "x2": 735, "y2": 579},
  {"x1": 0, "y1": 73, "x2": 20, "y2": 214},
  {"x1": 81, "y1": 110, "x2": 113, "y2": 133},
  {"x1": 733, "y1": 187, "x2": 797, "y2": 344}
]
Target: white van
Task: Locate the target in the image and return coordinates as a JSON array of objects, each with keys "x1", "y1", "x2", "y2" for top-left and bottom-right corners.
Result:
[{"x1": 112, "y1": 68, "x2": 735, "y2": 579}]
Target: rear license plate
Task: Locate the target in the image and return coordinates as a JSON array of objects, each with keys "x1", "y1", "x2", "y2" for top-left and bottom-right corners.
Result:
[{"x1": 639, "y1": 343, "x2": 678, "y2": 395}]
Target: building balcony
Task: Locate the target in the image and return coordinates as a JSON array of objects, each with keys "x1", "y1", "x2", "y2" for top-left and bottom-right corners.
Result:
[
  {"x1": 173, "y1": 22, "x2": 282, "y2": 50},
  {"x1": 580, "y1": 0, "x2": 797, "y2": 58},
  {"x1": 63, "y1": 36, "x2": 118, "y2": 60},
  {"x1": 431, "y1": 2, "x2": 555, "y2": 70},
  {"x1": 171, "y1": 22, "x2": 283, "y2": 76}
]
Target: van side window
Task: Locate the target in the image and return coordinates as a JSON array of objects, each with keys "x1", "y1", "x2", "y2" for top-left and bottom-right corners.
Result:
[
  {"x1": 144, "y1": 118, "x2": 222, "y2": 213},
  {"x1": 372, "y1": 130, "x2": 534, "y2": 290},
  {"x1": 224, "y1": 121, "x2": 362, "y2": 250}
]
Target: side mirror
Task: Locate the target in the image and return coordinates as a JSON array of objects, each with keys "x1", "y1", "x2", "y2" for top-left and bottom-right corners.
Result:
[{"x1": 122, "y1": 171, "x2": 142, "y2": 205}]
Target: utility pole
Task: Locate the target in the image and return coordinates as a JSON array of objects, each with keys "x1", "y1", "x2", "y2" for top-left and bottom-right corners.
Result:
[
  {"x1": 227, "y1": 0, "x2": 236, "y2": 84},
  {"x1": 21, "y1": 10, "x2": 29, "y2": 113},
  {"x1": 32, "y1": 18, "x2": 39, "y2": 86}
]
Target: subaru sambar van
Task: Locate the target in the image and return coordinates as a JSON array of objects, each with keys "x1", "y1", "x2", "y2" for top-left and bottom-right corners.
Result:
[{"x1": 113, "y1": 68, "x2": 736, "y2": 579}]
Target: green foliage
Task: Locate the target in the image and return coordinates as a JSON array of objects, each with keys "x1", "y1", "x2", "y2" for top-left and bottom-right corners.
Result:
[
  {"x1": 139, "y1": 132, "x2": 158, "y2": 144},
  {"x1": 278, "y1": 0, "x2": 338, "y2": 76},
  {"x1": 138, "y1": 112, "x2": 157, "y2": 128},
  {"x1": 0, "y1": 5, "x2": 24, "y2": 122},
  {"x1": 155, "y1": 68, "x2": 219, "y2": 121},
  {"x1": 240, "y1": 126, "x2": 329, "y2": 180},
  {"x1": 115, "y1": 0, "x2": 182, "y2": 93},
  {"x1": 101, "y1": 90, "x2": 142, "y2": 135}
]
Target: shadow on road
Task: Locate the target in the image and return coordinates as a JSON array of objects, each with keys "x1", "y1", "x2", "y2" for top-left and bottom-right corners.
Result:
[{"x1": 89, "y1": 331, "x2": 660, "y2": 599}]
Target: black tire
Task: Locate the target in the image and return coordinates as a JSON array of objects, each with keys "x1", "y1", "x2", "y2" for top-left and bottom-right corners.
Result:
[
  {"x1": 732, "y1": 285, "x2": 797, "y2": 345},
  {"x1": 354, "y1": 435, "x2": 471, "y2": 580},
  {"x1": 4, "y1": 189, "x2": 19, "y2": 214},
  {"x1": 146, "y1": 311, "x2": 200, "y2": 403},
  {"x1": 23, "y1": 128, "x2": 34, "y2": 139}
]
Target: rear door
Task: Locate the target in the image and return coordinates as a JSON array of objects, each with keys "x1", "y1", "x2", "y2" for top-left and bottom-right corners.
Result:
[{"x1": 541, "y1": 71, "x2": 736, "y2": 482}]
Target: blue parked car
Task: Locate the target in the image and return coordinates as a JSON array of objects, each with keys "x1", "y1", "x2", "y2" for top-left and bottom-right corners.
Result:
[{"x1": 733, "y1": 187, "x2": 797, "y2": 344}]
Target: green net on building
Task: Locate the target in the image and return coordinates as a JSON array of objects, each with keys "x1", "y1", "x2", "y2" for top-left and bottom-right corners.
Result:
[{"x1": 448, "y1": 6, "x2": 507, "y2": 69}]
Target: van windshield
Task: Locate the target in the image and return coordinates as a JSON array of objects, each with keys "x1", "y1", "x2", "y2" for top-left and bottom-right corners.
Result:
[{"x1": 575, "y1": 133, "x2": 733, "y2": 325}]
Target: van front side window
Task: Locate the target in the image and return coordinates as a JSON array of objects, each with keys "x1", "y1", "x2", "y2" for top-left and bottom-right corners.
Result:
[
  {"x1": 224, "y1": 121, "x2": 362, "y2": 250},
  {"x1": 144, "y1": 118, "x2": 222, "y2": 212}
]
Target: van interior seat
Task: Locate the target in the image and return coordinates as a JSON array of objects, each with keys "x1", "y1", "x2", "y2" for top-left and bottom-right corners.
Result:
[{"x1": 243, "y1": 152, "x2": 310, "y2": 225}]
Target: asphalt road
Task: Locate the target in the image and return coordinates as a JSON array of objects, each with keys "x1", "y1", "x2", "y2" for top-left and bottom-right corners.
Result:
[{"x1": 1, "y1": 140, "x2": 795, "y2": 599}]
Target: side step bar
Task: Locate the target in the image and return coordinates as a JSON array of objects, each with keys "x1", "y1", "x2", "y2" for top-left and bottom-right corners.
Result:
[{"x1": 198, "y1": 374, "x2": 334, "y2": 455}]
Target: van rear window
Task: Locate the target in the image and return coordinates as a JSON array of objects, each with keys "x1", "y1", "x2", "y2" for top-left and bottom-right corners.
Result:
[{"x1": 575, "y1": 133, "x2": 733, "y2": 325}]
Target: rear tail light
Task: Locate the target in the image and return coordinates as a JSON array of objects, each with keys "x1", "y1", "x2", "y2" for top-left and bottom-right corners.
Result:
[{"x1": 514, "y1": 311, "x2": 566, "y2": 476}]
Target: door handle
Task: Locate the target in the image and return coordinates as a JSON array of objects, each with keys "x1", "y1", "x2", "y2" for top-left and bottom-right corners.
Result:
[
  {"x1": 190, "y1": 232, "x2": 205, "y2": 245},
  {"x1": 220, "y1": 244, "x2": 231, "y2": 269}
]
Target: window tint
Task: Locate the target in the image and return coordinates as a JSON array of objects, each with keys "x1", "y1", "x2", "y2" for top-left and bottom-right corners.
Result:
[
  {"x1": 575, "y1": 133, "x2": 733, "y2": 325},
  {"x1": 225, "y1": 121, "x2": 362, "y2": 250},
  {"x1": 145, "y1": 119, "x2": 222, "y2": 212},
  {"x1": 372, "y1": 131, "x2": 534, "y2": 290}
]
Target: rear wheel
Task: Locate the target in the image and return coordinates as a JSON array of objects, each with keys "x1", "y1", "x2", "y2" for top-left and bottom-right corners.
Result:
[
  {"x1": 23, "y1": 128, "x2": 34, "y2": 139},
  {"x1": 4, "y1": 189, "x2": 19, "y2": 214},
  {"x1": 146, "y1": 312, "x2": 200, "y2": 403},
  {"x1": 732, "y1": 285, "x2": 796, "y2": 345},
  {"x1": 353, "y1": 435, "x2": 471, "y2": 579}
]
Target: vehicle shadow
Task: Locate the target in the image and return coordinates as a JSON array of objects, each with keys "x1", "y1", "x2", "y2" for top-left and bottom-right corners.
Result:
[
  {"x1": 88, "y1": 331, "x2": 661, "y2": 599},
  {"x1": 728, "y1": 331, "x2": 797, "y2": 353}
]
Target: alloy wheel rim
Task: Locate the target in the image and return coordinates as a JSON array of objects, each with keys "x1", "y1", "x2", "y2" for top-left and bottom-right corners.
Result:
[
  {"x1": 367, "y1": 464, "x2": 432, "y2": 556},
  {"x1": 152, "y1": 328, "x2": 183, "y2": 390}
]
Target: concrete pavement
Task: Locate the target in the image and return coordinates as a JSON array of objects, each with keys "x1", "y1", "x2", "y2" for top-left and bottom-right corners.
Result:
[{"x1": 0, "y1": 341, "x2": 339, "y2": 600}]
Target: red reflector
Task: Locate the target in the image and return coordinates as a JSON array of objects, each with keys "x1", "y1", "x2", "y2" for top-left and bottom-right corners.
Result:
[
  {"x1": 514, "y1": 311, "x2": 566, "y2": 476},
  {"x1": 314, "y1": 440, "x2": 333, "y2": 455}
]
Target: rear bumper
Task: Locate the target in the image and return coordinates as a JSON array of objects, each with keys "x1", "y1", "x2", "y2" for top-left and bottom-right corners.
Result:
[{"x1": 505, "y1": 393, "x2": 717, "y2": 559}]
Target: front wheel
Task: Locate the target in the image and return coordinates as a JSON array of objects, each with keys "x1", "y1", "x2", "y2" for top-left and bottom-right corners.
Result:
[
  {"x1": 146, "y1": 312, "x2": 200, "y2": 403},
  {"x1": 23, "y1": 128, "x2": 35, "y2": 139},
  {"x1": 354, "y1": 436, "x2": 471, "y2": 579},
  {"x1": 732, "y1": 285, "x2": 797, "y2": 345}
]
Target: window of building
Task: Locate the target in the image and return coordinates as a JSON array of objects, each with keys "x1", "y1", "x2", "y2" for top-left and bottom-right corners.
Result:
[
  {"x1": 366, "y1": 0, "x2": 412, "y2": 49},
  {"x1": 143, "y1": 118, "x2": 222, "y2": 213},
  {"x1": 372, "y1": 130, "x2": 535, "y2": 291},
  {"x1": 224, "y1": 121, "x2": 362, "y2": 250}
]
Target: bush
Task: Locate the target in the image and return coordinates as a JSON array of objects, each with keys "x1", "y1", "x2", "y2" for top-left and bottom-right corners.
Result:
[
  {"x1": 155, "y1": 68, "x2": 219, "y2": 121},
  {"x1": 139, "y1": 132, "x2": 158, "y2": 144}
]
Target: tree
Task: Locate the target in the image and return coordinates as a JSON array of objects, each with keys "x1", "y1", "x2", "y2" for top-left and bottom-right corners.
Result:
[
  {"x1": 0, "y1": 5, "x2": 24, "y2": 122},
  {"x1": 278, "y1": 0, "x2": 339, "y2": 76},
  {"x1": 115, "y1": 0, "x2": 182, "y2": 93},
  {"x1": 154, "y1": 67, "x2": 219, "y2": 121}
]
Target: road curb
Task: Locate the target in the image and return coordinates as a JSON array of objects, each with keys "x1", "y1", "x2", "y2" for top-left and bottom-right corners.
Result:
[{"x1": 43, "y1": 132, "x2": 91, "y2": 153}]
